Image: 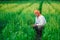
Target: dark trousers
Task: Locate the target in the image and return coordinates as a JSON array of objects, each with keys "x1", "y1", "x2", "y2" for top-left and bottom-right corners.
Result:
[{"x1": 33, "y1": 26, "x2": 44, "y2": 40}]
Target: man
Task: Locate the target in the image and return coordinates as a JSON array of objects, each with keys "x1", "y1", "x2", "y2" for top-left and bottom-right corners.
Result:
[{"x1": 33, "y1": 10, "x2": 46, "y2": 40}]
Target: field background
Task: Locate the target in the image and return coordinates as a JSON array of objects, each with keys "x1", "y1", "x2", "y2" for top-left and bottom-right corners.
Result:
[{"x1": 0, "y1": 1, "x2": 60, "y2": 40}]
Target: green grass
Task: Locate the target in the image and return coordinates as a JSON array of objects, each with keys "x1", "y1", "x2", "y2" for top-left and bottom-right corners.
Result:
[{"x1": 0, "y1": 2, "x2": 60, "y2": 40}]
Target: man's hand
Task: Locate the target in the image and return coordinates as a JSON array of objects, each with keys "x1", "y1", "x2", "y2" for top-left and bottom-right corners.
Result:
[{"x1": 32, "y1": 24, "x2": 37, "y2": 27}]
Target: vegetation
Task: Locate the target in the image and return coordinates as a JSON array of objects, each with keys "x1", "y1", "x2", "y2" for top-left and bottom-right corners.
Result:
[{"x1": 0, "y1": 1, "x2": 60, "y2": 40}]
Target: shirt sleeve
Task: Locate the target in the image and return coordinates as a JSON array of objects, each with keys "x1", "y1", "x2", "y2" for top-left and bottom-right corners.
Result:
[{"x1": 36, "y1": 16, "x2": 46, "y2": 26}]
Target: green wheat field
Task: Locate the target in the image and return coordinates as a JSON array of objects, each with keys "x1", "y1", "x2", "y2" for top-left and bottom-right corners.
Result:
[{"x1": 0, "y1": 1, "x2": 60, "y2": 40}]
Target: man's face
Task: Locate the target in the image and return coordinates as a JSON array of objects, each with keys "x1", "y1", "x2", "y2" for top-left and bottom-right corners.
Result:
[
  {"x1": 34, "y1": 10, "x2": 40, "y2": 17},
  {"x1": 34, "y1": 12, "x2": 38, "y2": 16}
]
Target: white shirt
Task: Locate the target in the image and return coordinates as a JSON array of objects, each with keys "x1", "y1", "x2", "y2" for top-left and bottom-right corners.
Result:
[{"x1": 35, "y1": 15, "x2": 46, "y2": 27}]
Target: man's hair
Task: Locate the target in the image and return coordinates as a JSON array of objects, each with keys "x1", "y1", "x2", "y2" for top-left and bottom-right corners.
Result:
[{"x1": 34, "y1": 10, "x2": 41, "y2": 14}]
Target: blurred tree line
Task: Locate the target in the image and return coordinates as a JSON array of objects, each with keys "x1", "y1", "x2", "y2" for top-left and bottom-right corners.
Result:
[
  {"x1": 0, "y1": 0, "x2": 59, "y2": 20},
  {"x1": 0, "y1": 0, "x2": 59, "y2": 13},
  {"x1": 0, "y1": 0, "x2": 60, "y2": 1}
]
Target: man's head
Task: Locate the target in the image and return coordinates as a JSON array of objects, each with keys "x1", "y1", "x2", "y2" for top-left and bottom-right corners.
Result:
[{"x1": 34, "y1": 10, "x2": 41, "y2": 17}]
